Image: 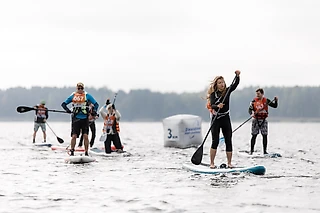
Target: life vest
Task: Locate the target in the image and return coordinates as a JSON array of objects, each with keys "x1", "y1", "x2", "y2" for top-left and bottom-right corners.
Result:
[
  {"x1": 71, "y1": 92, "x2": 88, "y2": 115},
  {"x1": 253, "y1": 97, "x2": 268, "y2": 119},
  {"x1": 103, "y1": 113, "x2": 120, "y2": 134},
  {"x1": 35, "y1": 105, "x2": 47, "y2": 123}
]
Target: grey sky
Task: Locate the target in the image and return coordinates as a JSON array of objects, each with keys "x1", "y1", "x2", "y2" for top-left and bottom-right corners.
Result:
[{"x1": 0, "y1": 0, "x2": 319, "y2": 93}]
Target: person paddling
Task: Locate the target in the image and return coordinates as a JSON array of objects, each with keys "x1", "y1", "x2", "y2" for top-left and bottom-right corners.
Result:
[
  {"x1": 208, "y1": 70, "x2": 241, "y2": 169},
  {"x1": 61, "y1": 82, "x2": 99, "y2": 156},
  {"x1": 99, "y1": 102, "x2": 123, "y2": 153},
  {"x1": 248, "y1": 88, "x2": 278, "y2": 154},
  {"x1": 32, "y1": 100, "x2": 48, "y2": 143}
]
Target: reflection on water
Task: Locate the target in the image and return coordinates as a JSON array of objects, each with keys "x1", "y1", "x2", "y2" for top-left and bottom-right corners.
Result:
[{"x1": 0, "y1": 121, "x2": 319, "y2": 213}]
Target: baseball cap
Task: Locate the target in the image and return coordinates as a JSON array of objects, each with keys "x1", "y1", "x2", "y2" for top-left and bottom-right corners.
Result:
[{"x1": 76, "y1": 82, "x2": 84, "y2": 87}]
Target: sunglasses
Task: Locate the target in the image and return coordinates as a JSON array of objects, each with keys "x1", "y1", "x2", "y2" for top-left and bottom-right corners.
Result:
[{"x1": 77, "y1": 87, "x2": 84, "y2": 90}]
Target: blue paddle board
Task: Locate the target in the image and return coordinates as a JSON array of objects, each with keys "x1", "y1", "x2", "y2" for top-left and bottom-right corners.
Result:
[{"x1": 182, "y1": 162, "x2": 266, "y2": 175}]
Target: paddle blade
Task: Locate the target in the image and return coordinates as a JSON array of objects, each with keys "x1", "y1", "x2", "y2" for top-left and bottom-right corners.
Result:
[
  {"x1": 191, "y1": 145, "x2": 203, "y2": 165},
  {"x1": 16, "y1": 106, "x2": 34, "y2": 113},
  {"x1": 57, "y1": 137, "x2": 64, "y2": 144}
]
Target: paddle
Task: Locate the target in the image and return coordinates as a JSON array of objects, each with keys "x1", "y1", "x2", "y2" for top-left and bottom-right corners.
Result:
[
  {"x1": 16, "y1": 106, "x2": 71, "y2": 114},
  {"x1": 99, "y1": 93, "x2": 118, "y2": 142},
  {"x1": 191, "y1": 75, "x2": 238, "y2": 165},
  {"x1": 219, "y1": 98, "x2": 276, "y2": 143},
  {"x1": 46, "y1": 122, "x2": 64, "y2": 144}
]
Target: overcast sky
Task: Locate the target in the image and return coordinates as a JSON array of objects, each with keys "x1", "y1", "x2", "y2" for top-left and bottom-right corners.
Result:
[{"x1": 0, "y1": 0, "x2": 319, "y2": 93}]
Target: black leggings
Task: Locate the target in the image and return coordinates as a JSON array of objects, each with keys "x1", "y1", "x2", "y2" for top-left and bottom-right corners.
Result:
[
  {"x1": 210, "y1": 115, "x2": 233, "y2": 152},
  {"x1": 251, "y1": 134, "x2": 268, "y2": 153},
  {"x1": 104, "y1": 133, "x2": 123, "y2": 153}
]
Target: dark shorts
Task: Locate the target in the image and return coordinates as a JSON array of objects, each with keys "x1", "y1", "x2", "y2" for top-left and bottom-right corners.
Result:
[
  {"x1": 251, "y1": 119, "x2": 268, "y2": 135},
  {"x1": 71, "y1": 118, "x2": 89, "y2": 138}
]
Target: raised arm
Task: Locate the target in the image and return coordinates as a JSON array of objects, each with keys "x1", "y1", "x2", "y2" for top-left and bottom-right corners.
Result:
[
  {"x1": 229, "y1": 72, "x2": 240, "y2": 92},
  {"x1": 99, "y1": 106, "x2": 107, "y2": 119},
  {"x1": 267, "y1": 97, "x2": 278, "y2": 108}
]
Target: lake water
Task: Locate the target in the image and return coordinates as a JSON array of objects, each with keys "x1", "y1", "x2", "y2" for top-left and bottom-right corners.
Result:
[{"x1": 0, "y1": 121, "x2": 319, "y2": 213}]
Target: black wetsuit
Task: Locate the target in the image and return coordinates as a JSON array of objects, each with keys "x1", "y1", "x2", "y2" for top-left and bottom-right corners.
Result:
[{"x1": 209, "y1": 76, "x2": 240, "y2": 151}]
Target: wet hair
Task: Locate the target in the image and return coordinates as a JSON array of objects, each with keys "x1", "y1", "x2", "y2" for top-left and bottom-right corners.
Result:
[{"x1": 256, "y1": 88, "x2": 264, "y2": 94}]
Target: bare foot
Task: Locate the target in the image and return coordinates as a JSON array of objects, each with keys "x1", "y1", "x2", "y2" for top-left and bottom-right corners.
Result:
[
  {"x1": 227, "y1": 164, "x2": 234, "y2": 168},
  {"x1": 210, "y1": 164, "x2": 216, "y2": 169}
]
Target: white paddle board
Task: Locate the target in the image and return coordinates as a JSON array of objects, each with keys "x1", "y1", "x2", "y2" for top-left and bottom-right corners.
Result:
[
  {"x1": 88, "y1": 147, "x2": 131, "y2": 157},
  {"x1": 238, "y1": 150, "x2": 282, "y2": 158},
  {"x1": 65, "y1": 155, "x2": 96, "y2": 164}
]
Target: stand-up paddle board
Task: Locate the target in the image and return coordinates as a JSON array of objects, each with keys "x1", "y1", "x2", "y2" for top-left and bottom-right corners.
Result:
[
  {"x1": 88, "y1": 147, "x2": 130, "y2": 157},
  {"x1": 238, "y1": 150, "x2": 282, "y2": 158},
  {"x1": 65, "y1": 155, "x2": 96, "y2": 164},
  {"x1": 182, "y1": 162, "x2": 266, "y2": 175}
]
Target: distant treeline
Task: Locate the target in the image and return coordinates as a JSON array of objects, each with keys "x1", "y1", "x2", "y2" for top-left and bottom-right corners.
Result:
[{"x1": 1, "y1": 86, "x2": 319, "y2": 122}]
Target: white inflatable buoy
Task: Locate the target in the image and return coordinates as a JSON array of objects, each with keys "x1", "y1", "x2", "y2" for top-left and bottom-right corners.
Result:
[{"x1": 162, "y1": 114, "x2": 202, "y2": 148}]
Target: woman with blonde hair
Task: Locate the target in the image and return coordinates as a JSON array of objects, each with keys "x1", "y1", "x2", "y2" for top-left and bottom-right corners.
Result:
[
  {"x1": 206, "y1": 83, "x2": 215, "y2": 117},
  {"x1": 208, "y1": 70, "x2": 240, "y2": 168}
]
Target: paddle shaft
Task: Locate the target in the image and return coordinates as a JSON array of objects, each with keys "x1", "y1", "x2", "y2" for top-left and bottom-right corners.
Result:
[
  {"x1": 17, "y1": 106, "x2": 71, "y2": 114},
  {"x1": 46, "y1": 122, "x2": 64, "y2": 143},
  {"x1": 112, "y1": 93, "x2": 117, "y2": 105}
]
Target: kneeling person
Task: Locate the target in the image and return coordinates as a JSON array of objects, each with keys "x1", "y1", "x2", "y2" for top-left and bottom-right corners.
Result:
[{"x1": 99, "y1": 103, "x2": 123, "y2": 153}]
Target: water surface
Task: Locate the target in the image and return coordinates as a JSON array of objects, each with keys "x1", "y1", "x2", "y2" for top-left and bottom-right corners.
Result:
[{"x1": 0, "y1": 121, "x2": 319, "y2": 213}]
